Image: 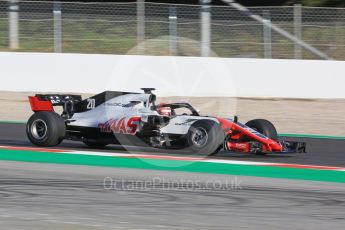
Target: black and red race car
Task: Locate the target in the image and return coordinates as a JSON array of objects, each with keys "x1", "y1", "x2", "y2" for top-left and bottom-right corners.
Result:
[{"x1": 26, "y1": 88, "x2": 306, "y2": 155}]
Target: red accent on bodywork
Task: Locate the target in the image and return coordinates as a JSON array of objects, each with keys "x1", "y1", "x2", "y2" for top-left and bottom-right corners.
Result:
[
  {"x1": 217, "y1": 117, "x2": 282, "y2": 152},
  {"x1": 226, "y1": 142, "x2": 250, "y2": 152},
  {"x1": 28, "y1": 96, "x2": 53, "y2": 112},
  {"x1": 127, "y1": 117, "x2": 141, "y2": 135}
]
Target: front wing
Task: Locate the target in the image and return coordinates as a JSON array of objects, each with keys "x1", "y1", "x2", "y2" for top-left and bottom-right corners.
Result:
[{"x1": 217, "y1": 118, "x2": 306, "y2": 154}]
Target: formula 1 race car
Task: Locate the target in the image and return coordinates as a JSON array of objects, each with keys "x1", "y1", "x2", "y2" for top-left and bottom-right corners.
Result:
[{"x1": 26, "y1": 88, "x2": 306, "y2": 155}]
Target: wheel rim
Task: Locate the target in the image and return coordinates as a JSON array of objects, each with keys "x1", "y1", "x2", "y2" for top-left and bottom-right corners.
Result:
[
  {"x1": 31, "y1": 119, "x2": 48, "y2": 140},
  {"x1": 191, "y1": 127, "x2": 208, "y2": 147}
]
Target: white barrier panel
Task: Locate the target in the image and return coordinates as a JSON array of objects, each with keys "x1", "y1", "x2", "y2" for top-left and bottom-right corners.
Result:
[{"x1": 1, "y1": 52, "x2": 345, "y2": 98}]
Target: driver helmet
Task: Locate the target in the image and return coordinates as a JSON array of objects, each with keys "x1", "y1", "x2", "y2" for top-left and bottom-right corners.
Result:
[{"x1": 157, "y1": 103, "x2": 172, "y2": 117}]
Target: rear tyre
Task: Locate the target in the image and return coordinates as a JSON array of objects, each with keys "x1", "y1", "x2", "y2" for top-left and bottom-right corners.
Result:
[
  {"x1": 83, "y1": 141, "x2": 108, "y2": 148},
  {"x1": 26, "y1": 111, "x2": 66, "y2": 147},
  {"x1": 186, "y1": 120, "x2": 224, "y2": 156},
  {"x1": 245, "y1": 119, "x2": 278, "y2": 141}
]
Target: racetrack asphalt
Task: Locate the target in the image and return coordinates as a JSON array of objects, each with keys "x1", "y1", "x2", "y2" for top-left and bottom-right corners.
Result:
[
  {"x1": 1, "y1": 123, "x2": 345, "y2": 167},
  {"x1": 0, "y1": 161, "x2": 344, "y2": 230},
  {"x1": 1, "y1": 123, "x2": 345, "y2": 229}
]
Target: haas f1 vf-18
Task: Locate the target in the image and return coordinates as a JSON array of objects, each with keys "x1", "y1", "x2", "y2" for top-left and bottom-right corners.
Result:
[{"x1": 26, "y1": 88, "x2": 306, "y2": 155}]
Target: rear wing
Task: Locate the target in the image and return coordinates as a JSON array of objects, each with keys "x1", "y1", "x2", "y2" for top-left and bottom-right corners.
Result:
[
  {"x1": 33, "y1": 94, "x2": 82, "y2": 106},
  {"x1": 28, "y1": 90, "x2": 147, "y2": 117},
  {"x1": 28, "y1": 94, "x2": 82, "y2": 118}
]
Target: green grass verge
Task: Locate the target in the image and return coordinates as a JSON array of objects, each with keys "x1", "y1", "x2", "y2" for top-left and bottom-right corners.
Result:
[
  {"x1": 279, "y1": 133, "x2": 345, "y2": 140},
  {"x1": 0, "y1": 148, "x2": 344, "y2": 183}
]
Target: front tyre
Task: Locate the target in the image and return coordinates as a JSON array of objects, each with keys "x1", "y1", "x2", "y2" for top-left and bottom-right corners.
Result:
[
  {"x1": 186, "y1": 120, "x2": 224, "y2": 156},
  {"x1": 26, "y1": 111, "x2": 66, "y2": 147},
  {"x1": 245, "y1": 119, "x2": 278, "y2": 141},
  {"x1": 245, "y1": 119, "x2": 278, "y2": 155}
]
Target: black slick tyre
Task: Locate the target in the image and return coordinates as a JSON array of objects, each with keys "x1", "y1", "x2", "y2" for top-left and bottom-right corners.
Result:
[
  {"x1": 186, "y1": 120, "x2": 224, "y2": 156},
  {"x1": 245, "y1": 119, "x2": 278, "y2": 155},
  {"x1": 26, "y1": 111, "x2": 66, "y2": 147},
  {"x1": 245, "y1": 119, "x2": 278, "y2": 141}
]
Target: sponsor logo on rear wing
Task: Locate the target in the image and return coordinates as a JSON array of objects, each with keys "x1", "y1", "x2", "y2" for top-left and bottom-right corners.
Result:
[{"x1": 35, "y1": 94, "x2": 82, "y2": 106}]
